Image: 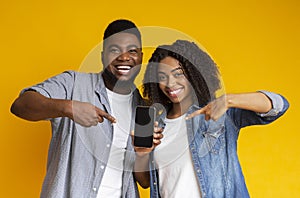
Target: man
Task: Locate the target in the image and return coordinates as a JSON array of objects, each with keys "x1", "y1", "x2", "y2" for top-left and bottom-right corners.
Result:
[{"x1": 11, "y1": 19, "x2": 143, "y2": 198}]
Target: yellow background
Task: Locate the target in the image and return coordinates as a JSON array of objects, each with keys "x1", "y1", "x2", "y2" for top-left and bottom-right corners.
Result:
[{"x1": 1, "y1": 0, "x2": 299, "y2": 197}]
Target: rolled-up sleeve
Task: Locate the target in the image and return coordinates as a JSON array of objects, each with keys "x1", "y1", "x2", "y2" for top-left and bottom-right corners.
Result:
[
  {"x1": 21, "y1": 71, "x2": 76, "y2": 99},
  {"x1": 257, "y1": 90, "x2": 284, "y2": 117}
]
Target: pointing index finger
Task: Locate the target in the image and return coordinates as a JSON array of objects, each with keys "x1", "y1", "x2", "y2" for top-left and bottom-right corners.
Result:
[
  {"x1": 186, "y1": 108, "x2": 205, "y2": 120},
  {"x1": 95, "y1": 107, "x2": 116, "y2": 123},
  {"x1": 102, "y1": 113, "x2": 116, "y2": 123}
]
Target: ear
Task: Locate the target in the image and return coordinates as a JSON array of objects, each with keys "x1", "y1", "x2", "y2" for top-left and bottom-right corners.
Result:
[{"x1": 101, "y1": 51, "x2": 105, "y2": 66}]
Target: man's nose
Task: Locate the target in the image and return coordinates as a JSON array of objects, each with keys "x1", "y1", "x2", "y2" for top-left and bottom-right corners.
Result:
[{"x1": 117, "y1": 52, "x2": 131, "y2": 61}]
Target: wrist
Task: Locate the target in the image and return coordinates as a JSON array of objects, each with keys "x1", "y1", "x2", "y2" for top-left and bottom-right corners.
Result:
[
  {"x1": 226, "y1": 94, "x2": 235, "y2": 108},
  {"x1": 59, "y1": 99, "x2": 73, "y2": 119}
]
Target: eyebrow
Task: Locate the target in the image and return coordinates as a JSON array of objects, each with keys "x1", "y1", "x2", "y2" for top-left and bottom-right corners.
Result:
[
  {"x1": 127, "y1": 44, "x2": 140, "y2": 49},
  {"x1": 171, "y1": 67, "x2": 183, "y2": 73},
  {"x1": 108, "y1": 44, "x2": 140, "y2": 49},
  {"x1": 158, "y1": 67, "x2": 183, "y2": 75}
]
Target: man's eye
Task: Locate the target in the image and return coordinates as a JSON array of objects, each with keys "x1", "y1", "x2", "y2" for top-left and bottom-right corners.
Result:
[
  {"x1": 128, "y1": 49, "x2": 138, "y2": 54},
  {"x1": 110, "y1": 48, "x2": 120, "y2": 53}
]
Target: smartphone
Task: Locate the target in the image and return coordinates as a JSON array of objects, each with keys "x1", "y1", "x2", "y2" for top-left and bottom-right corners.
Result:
[{"x1": 134, "y1": 106, "x2": 156, "y2": 148}]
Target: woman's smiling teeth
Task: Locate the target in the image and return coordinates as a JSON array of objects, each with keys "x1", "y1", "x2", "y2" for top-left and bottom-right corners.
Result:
[{"x1": 167, "y1": 88, "x2": 183, "y2": 97}]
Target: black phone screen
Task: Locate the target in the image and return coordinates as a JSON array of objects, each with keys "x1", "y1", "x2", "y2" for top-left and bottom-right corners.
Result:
[{"x1": 134, "y1": 106, "x2": 156, "y2": 148}]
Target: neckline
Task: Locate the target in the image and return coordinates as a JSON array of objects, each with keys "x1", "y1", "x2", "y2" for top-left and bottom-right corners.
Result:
[{"x1": 165, "y1": 113, "x2": 187, "y2": 122}]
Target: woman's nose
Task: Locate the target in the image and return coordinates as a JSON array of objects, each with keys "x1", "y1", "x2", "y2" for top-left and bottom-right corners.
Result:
[{"x1": 167, "y1": 75, "x2": 177, "y2": 87}]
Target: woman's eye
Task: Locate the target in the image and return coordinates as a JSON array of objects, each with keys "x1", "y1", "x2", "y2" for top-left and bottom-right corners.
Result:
[
  {"x1": 174, "y1": 72, "x2": 184, "y2": 78},
  {"x1": 158, "y1": 75, "x2": 167, "y2": 81}
]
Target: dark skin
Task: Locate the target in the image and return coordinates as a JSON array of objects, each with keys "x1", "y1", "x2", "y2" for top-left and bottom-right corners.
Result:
[
  {"x1": 135, "y1": 56, "x2": 273, "y2": 189},
  {"x1": 101, "y1": 32, "x2": 143, "y2": 94},
  {"x1": 11, "y1": 32, "x2": 164, "y2": 188},
  {"x1": 10, "y1": 32, "x2": 143, "y2": 126},
  {"x1": 10, "y1": 91, "x2": 115, "y2": 127}
]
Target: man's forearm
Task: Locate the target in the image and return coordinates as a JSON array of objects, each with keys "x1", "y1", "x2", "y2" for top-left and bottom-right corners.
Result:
[{"x1": 11, "y1": 91, "x2": 71, "y2": 121}]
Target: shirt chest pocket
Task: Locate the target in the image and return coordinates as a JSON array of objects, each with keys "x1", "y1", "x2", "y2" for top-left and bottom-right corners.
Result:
[{"x1": 197, "y1": 126, "x2": 225, "y2": 157}]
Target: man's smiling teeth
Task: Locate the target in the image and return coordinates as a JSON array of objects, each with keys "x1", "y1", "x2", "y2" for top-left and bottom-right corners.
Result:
[
  {"x1": 116, "y1": 66, "x2": 131, "y2": 73},
  {"x1": 117, "y1": 66, "x2": 131, "y2": 70}
]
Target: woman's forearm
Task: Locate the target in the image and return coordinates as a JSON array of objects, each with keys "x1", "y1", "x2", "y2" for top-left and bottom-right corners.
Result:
[
  {"x1": 134, "y1": 153, "x2": 151, "y2": 189},
  {"x1": 226, "y1": 92, "x2": 272, "y2": 113}
]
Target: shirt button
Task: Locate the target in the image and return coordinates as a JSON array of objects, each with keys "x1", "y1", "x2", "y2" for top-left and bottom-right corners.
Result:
[
  {"x1": 197, "y1": 169, "x2": 200, "y2": 173},
  {"x1": 100, "y1": 165, "x2": 105, "y2": 169},
  {"x1": 106, "y1": 144, "x2": 110, "y2": 148},
  {"x1": 92, "y1": 187, "x2": 97, "y2": 192}
]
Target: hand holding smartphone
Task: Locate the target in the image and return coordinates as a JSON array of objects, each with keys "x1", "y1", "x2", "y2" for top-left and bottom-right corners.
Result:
[{"x1": 134, "y1": 106, "x2": 156, "y2": 148}]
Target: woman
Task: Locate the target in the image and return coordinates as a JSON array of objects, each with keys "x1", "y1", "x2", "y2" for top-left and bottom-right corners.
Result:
[{"x1": 134, "y1": 40, "x2": 289, "y2": 198}]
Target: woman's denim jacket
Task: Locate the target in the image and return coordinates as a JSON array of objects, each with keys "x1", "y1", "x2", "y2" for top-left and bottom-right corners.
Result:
[{"x1": 149, "y1": 91, "x2": 289, "y2": 198}]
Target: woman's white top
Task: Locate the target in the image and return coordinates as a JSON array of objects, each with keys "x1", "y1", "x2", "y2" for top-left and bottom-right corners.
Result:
[{"x1": 154, "y1": 114, "x2": 201, "y2": 198}]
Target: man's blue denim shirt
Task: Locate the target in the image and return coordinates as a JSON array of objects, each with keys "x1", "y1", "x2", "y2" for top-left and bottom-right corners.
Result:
[{"x1": 149, "y1": 91, "x2": 289, "y2": 198}]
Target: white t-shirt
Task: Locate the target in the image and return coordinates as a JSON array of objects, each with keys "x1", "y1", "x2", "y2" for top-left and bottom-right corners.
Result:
[
  {"x1": 97, "y1": 88, "x2": 133, "y2": 198},
  {"x1": 154, "y1": 114, "x2": 202, "y2": 198}
]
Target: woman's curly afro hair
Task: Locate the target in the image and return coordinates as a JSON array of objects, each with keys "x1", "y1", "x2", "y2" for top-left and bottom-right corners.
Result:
[{"x1": 142, "y1": 40, "x2": 221, "y2": 111}]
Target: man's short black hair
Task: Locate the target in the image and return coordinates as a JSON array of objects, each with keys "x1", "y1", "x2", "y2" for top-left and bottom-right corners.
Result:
[{"x1": 103, "y1": 19, "x2": 141, "y2": 44}]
